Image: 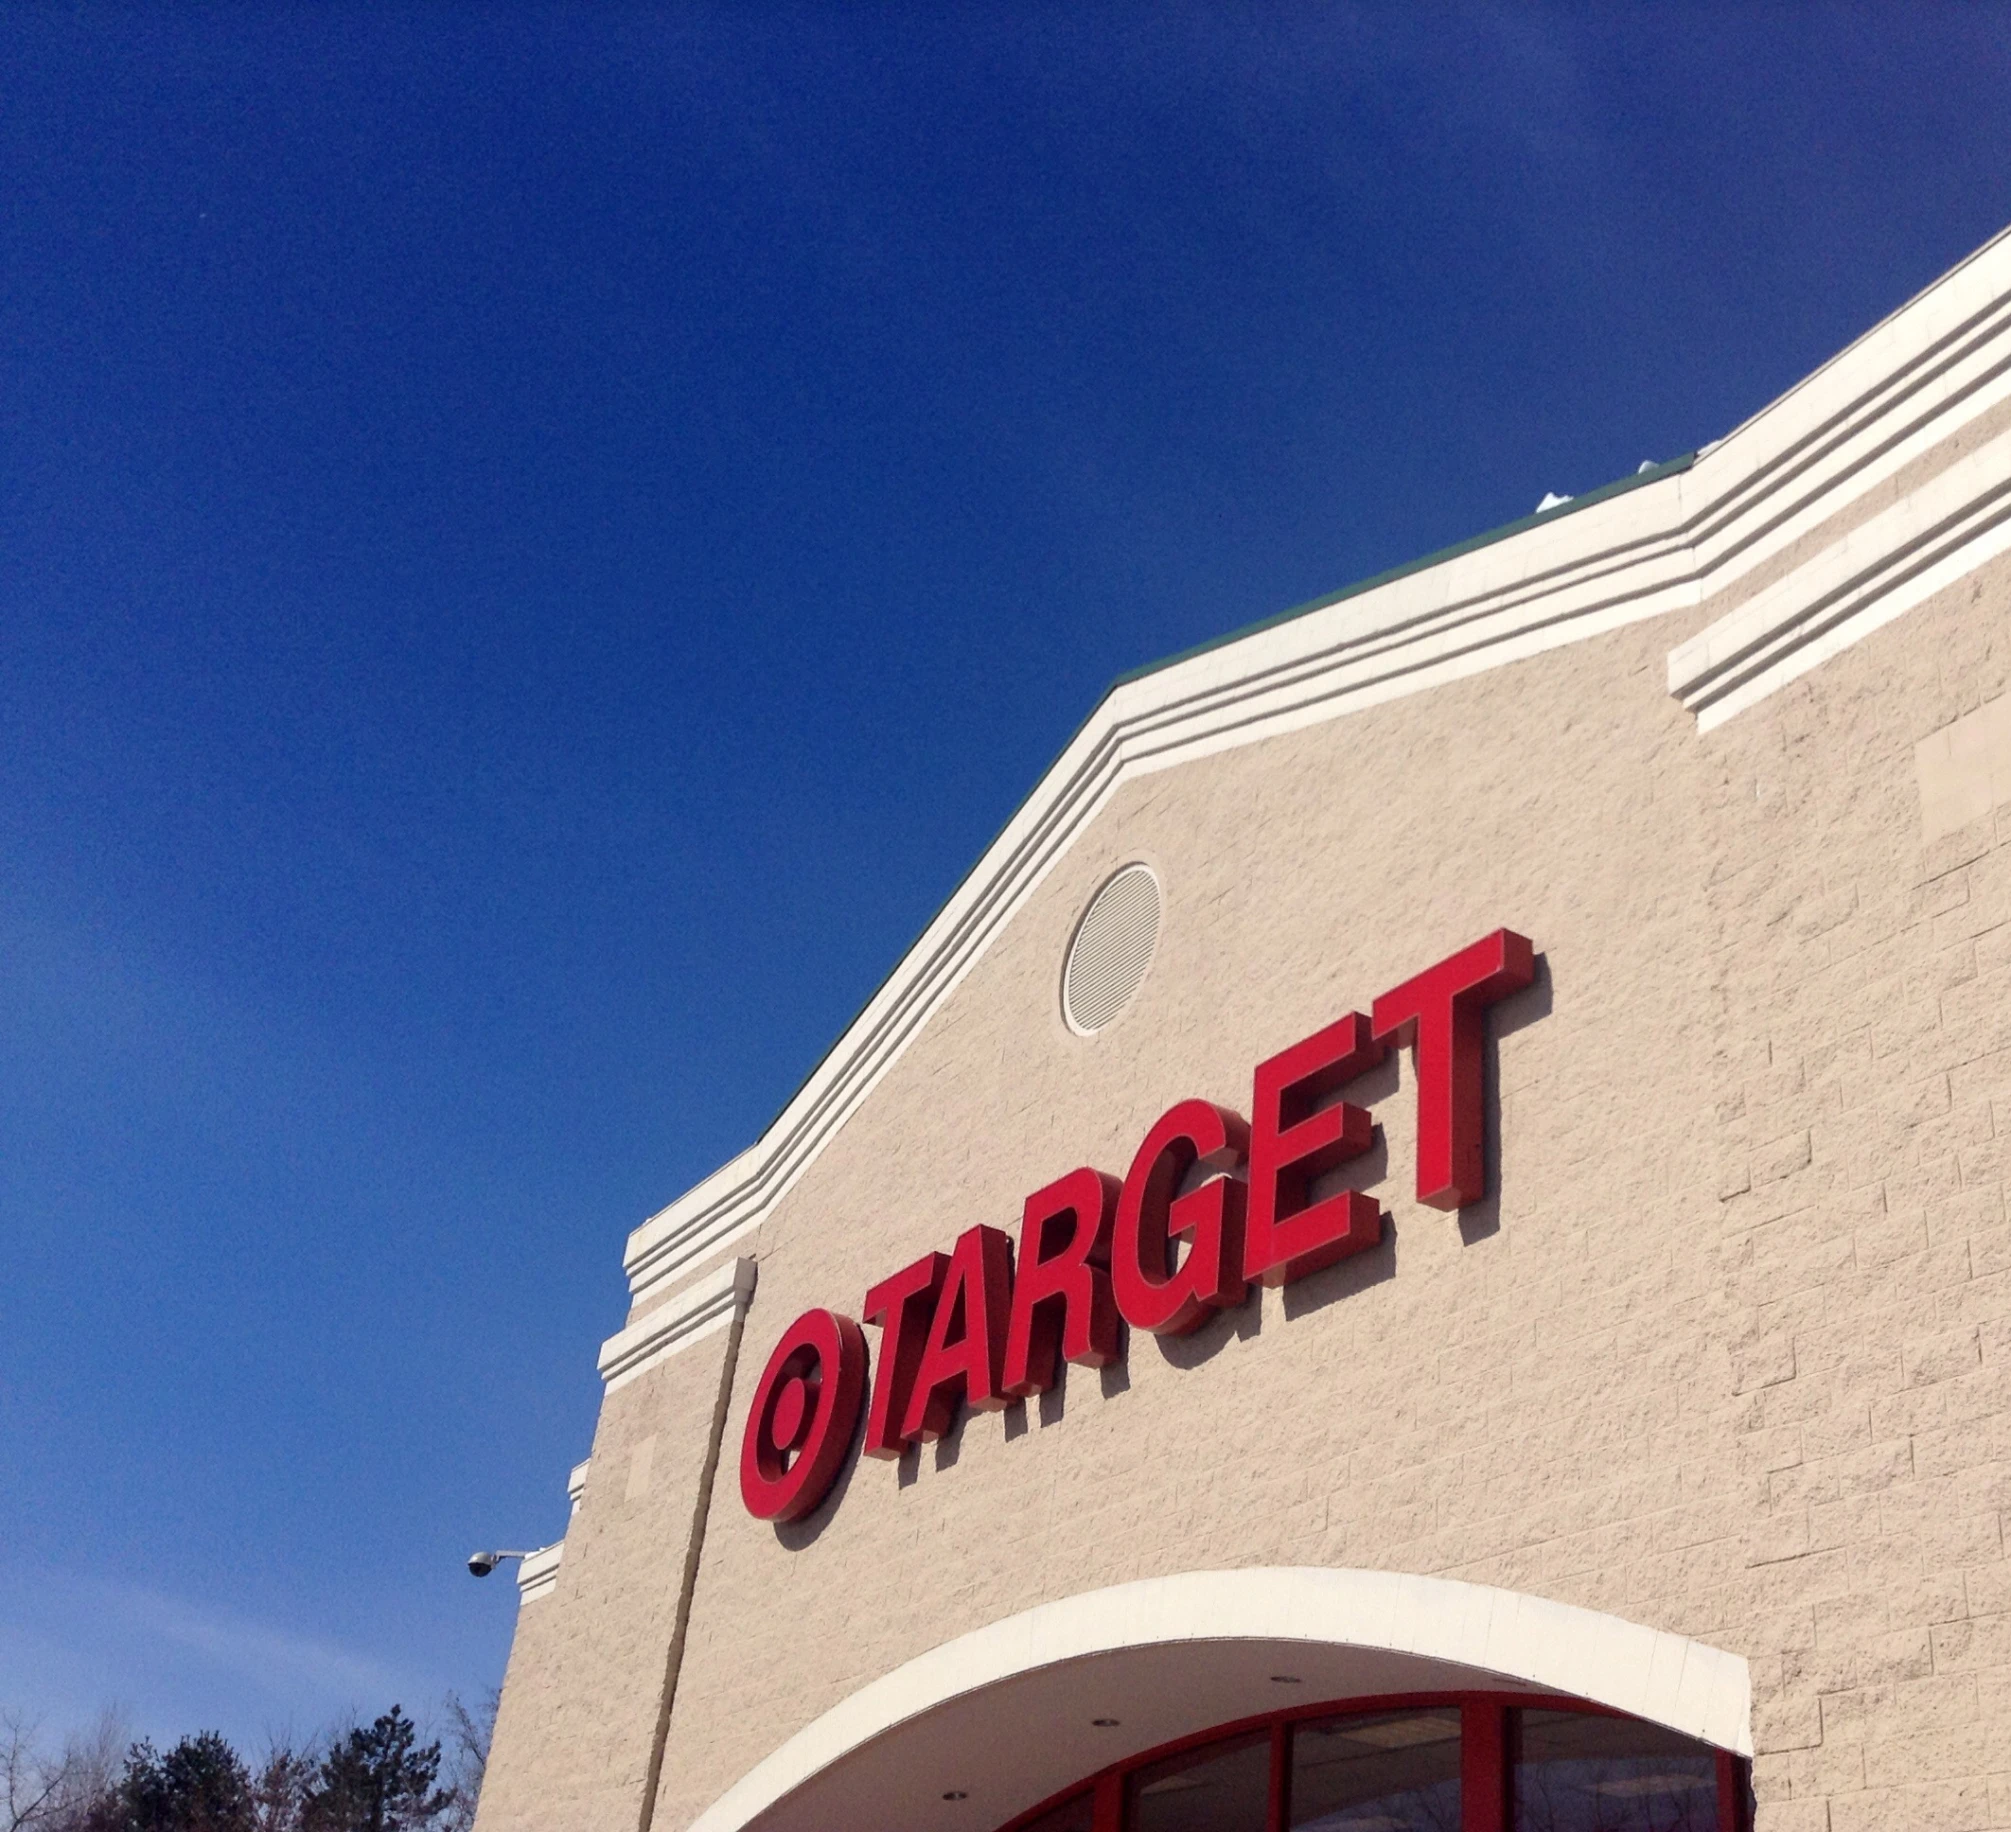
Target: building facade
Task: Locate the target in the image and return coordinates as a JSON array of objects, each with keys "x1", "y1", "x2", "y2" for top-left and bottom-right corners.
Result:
[{"x1": 473, "y1": 224, "x2": 2011, "y2": 1832}]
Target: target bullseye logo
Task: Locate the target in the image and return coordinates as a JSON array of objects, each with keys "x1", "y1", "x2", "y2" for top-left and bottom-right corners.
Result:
[
  {"x1": 739, "y1": 1307, "x2": 866, "y2": 1522},
  {"x1": 739, "y1": 930, "x2": 1535, "y2": 1527}
]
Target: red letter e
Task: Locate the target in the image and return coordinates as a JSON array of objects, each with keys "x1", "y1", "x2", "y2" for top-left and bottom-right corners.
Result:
[{"x1": 1244, "y1": 1011, "x2": 1385, "y2": 1286}]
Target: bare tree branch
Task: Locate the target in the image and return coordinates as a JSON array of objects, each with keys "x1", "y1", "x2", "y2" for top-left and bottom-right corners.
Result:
[
  {"x1": 2, "y1": 1709, "x2": 79, "y2": 1832},
  {"x1": 435, "y1": 1692, "x2": 496, "y2": 1832}
]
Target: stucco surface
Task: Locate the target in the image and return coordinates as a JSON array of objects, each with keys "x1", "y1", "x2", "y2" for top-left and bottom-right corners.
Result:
[
  {"x1": 671, "y1": 572, "x2": 2011, "y2": 1832},
  {"x1": 649, "y1": 601, "x2": 1735, "y2": 1826},
  {"x1": 476, "y1": 245, "x2": 2011, "y2": 1832},
  {"x1": 477, "y1": 561, "x2": 2011, "y2": 1832},
  {"x1": 1694, "y1": 555, "x2": 2011, "y2": 1830},
  {"x1": 476, "y1": 1324, "x2": 742, "y2": 1832}
]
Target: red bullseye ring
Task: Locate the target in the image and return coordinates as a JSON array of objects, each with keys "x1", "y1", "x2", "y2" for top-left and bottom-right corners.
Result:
[{"x1": 739, "y1": 1308, "x2": 867, "y2": 1522}]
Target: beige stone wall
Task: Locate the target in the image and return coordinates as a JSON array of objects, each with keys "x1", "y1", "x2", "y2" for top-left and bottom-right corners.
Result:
[
  {"x1": 637, "y1": 563, "x2": 2011, "y2": 1832},
  {"x1": 474, "y1": 1321, "x2": 743, "y2": 1832},
  {"x1": 648, "y1": 598, "x2": 1735, "y2": 1826},
  {"x1": 1697, "y1": 556, "x2": 2011, "y2": 1830},
  {"x1": 477, "y1": 266, "x2": 2011, "y2": 1827},
  {"x1": 479, "y1": 557, "x2": 2011, "y2": 1832}
]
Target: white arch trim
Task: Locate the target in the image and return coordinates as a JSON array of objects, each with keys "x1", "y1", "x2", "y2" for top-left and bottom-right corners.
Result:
[{"x1": 687, "y1": 1566, "x2": 1753, "y2": 1832}]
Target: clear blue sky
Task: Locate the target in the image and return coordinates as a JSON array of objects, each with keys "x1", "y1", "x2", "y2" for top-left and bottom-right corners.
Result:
[{"x1": 4, "y1": 4, "x2": 2008, "y2": 1752}]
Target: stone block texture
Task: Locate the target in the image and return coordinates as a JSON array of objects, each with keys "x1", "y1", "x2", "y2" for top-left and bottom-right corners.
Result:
[
  {"x1": 476, "y1": 267, "x2": 2011, "y2": 1832},
  {"x1": 477, "y1": 1323, "x2": 742, "y2": 1832}
]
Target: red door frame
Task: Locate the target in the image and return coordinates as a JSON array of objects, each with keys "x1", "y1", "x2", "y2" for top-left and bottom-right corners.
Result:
[{"x1": 996, "y1": 1688, "x2": 1752, "y2": 1832}]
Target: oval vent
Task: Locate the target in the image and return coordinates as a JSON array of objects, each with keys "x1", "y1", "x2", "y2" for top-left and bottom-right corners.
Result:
[{"x1": 1062, "y1": 863, "x2": 1161, "y2": 1036}]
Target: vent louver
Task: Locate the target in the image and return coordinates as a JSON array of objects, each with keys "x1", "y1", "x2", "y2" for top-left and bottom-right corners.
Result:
[{"x1": 1062, "y1": 864, "x2": 1161, "y2": 1036}]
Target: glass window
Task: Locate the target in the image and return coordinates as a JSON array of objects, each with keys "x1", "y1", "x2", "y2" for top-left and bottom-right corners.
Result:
[
  {"x1": 1128, "y1": 1732, "x2": 1269, "y2": 1832},
  {"x1": 1512, "y1": 1710, "x2": 1718, "y2": 1832},
  {"x1": 1288, "y1": 1708, "x2": 1462, "y2": 1831},
  {"x1": 1018, "y1": 1791, "x2": 1095, "y2": 1832}
]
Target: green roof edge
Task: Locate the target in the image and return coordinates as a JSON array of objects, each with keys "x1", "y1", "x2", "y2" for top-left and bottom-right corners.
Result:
[
  {"x1": 1112, "y1": 449, "x2": 1697, "y2": 689},
  {"x1": 724, "y1": 451, "x2": 1696, "y2": 1164}
]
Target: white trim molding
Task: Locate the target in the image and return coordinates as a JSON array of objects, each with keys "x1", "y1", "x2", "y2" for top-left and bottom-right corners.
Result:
[
  {"x1": 1668, "y1": 422, "x2": 2011, "y2": 729},
  {"x1": 567, "y1": 1458, "x2": 590, "y2": 1515},
  {"x1": 686, "y1": 1566, "x2": 1752, "y2": 1832},
  {"x1": 622, "y1": 222, "x2": 2011, "y2": 1317},
  {"x1": 516, "y1": 1541, "x2": 563, "y2": 1606},
  {"x1": 598, "y1": 1257, "x2": 756, "y2": 1393}
]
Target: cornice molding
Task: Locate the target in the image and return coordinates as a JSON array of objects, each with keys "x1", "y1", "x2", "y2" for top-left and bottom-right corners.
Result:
[
  {"x1": 1669, "y1": 420, "x2": 2011, "y2": 729},
  {"x1": 516, "y1": 1541, "x2": 562, "y2": 1606},
  {"x1": 598, "y1": 1257, "x2": 756, "y2": 1392},
  {"x1": 621, "y1": 223, "x2": 2011, "y2": 1319}
]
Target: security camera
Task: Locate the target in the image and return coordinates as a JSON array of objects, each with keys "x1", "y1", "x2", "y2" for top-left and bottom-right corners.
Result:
[{"x1": 467, "y1": 1548, "x2": 538, "y2": 1578}]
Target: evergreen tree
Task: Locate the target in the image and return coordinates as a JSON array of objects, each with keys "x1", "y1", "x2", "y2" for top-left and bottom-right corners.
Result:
[
  {"x1": 113, "y1": 1734, "x2": 254, "y2": 1832},
  {"x1": 300, "y1": 1711, "x2": 448, "y2": 1832}
]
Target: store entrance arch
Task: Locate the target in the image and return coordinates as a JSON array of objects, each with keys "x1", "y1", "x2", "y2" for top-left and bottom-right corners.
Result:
[{"x1": 682, "y1": 1568, "x2": 1751, "y2": 1832}]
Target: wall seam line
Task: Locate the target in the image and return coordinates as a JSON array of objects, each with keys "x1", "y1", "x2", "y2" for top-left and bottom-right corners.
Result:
[{"x1": 637, "y1": 1306, "x2": 747, "y2": 1832}]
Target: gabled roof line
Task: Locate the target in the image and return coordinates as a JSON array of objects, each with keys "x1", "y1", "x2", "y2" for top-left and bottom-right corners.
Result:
[
  {"x1": 726, "y1": 451, "x2": 1698, "y2": 1178},
  {"x1": 617, "y1": 220, "x2": 2011, "y2": 1320},
  {"x1": 1112, "y1": 452, "x2": 1698, "y2": 691}
]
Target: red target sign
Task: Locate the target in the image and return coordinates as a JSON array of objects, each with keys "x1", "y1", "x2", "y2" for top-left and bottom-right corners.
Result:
[
  {"x1": 739, "y1": 930, "x2": 1536, "y2": 1526},
  {"x1": 738, "y1": 1308, "x2": 867, "y2": 1522}
]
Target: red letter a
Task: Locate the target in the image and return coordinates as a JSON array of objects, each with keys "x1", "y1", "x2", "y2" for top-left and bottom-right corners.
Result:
[
  {"x1": 1003, "y1": 1168, "x2": 1120, "y2": 1397},
  {"x1": 899, "y1": 1224, "x2": 1014, "y2": 1443}
]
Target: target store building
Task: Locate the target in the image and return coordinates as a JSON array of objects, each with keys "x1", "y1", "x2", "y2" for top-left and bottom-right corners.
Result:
[{"x1": 473, "y1": 225, "x2": 2011, "y2": 1832}]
